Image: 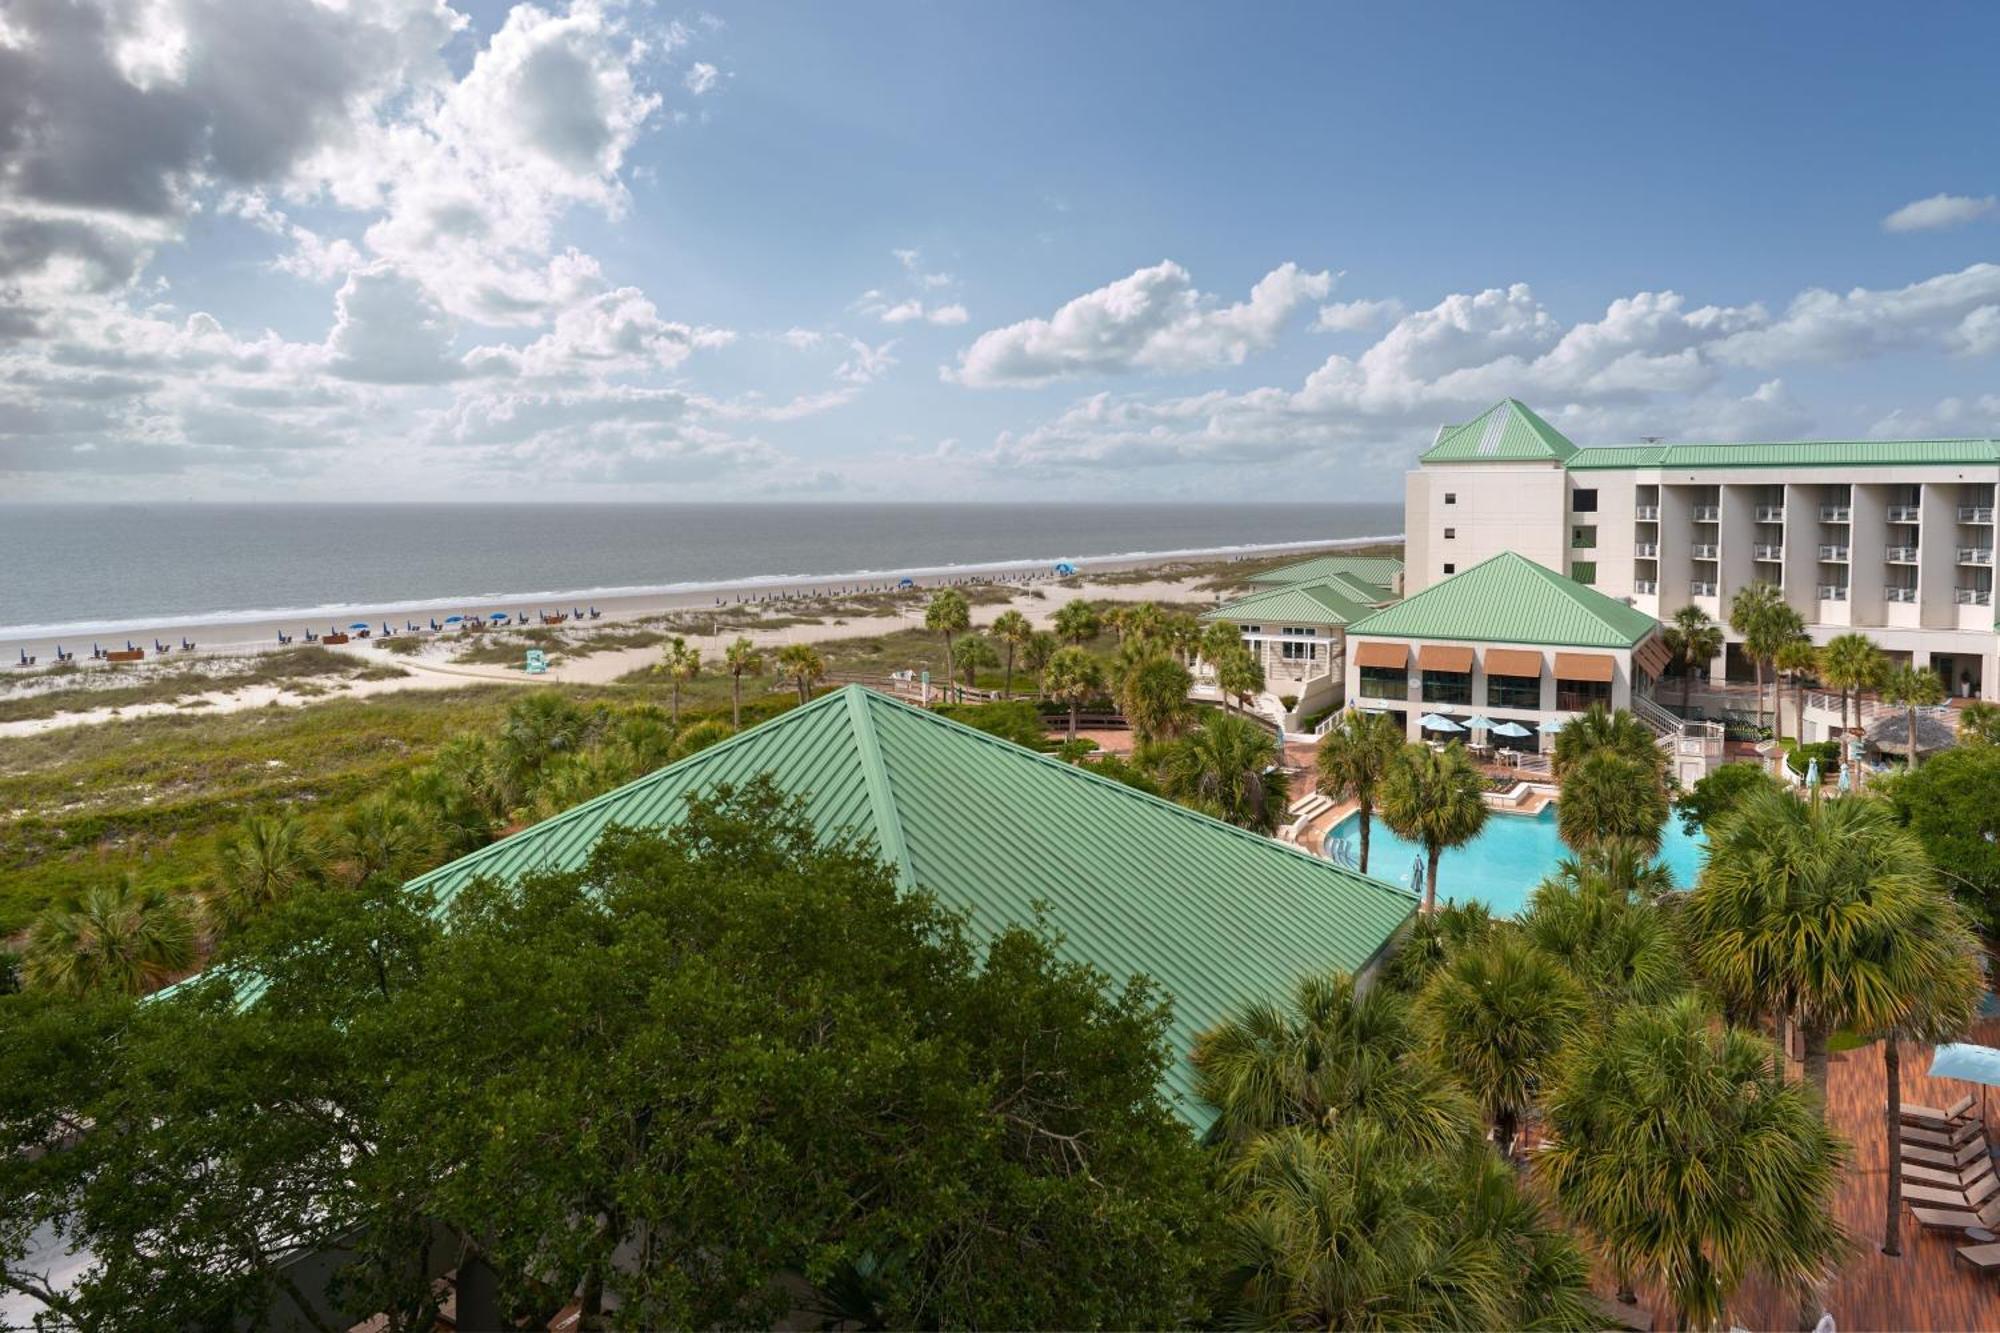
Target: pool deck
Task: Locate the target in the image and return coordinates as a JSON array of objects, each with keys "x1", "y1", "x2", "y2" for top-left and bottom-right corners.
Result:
[{"x1": 1299, "y1": 782, "x2": 1556, "y2": 867}]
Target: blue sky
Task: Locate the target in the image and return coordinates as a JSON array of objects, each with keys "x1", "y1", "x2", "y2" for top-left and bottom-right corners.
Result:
[{"x1": 3, "y1": 1, "x2": 1997, "y2": 501}]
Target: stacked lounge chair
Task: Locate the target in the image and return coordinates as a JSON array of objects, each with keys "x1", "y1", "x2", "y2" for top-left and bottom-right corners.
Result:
[{"x1": 1898, "y1": 1094, "x2": 2000, "y2": 1279}]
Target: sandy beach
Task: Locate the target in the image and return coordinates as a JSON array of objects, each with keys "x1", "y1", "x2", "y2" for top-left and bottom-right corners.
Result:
[{"x1": 0, "y1": 537, "x2": 1397, "y2": 739}]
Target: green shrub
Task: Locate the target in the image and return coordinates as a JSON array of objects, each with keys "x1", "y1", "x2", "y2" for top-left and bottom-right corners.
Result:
[{"x1": 1784, "y1": 740, "x2": 1839, "y2": 777}]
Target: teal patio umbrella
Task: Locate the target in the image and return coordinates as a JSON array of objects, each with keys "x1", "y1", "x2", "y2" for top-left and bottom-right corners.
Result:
[{"x1": 1419, "y1": 713, "x2": 1465, "y2": 732}]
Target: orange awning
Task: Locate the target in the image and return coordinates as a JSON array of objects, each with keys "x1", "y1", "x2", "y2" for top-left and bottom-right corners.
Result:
[
  {"x1": 1417, "y1": 644, "x2": 1475, "y2": 673},
  {"x1": 1632, "y1": 634, "x2": 1672, "y2": 678},
  {"x1": 1352, "y1": 640, "x2": 1408, "y2": 669},
  {"x1": 1483, "y1": 647, "x2": 1543, "y2": 678},
  {"x1": 1553, "y1": 652, "x2": 1616, "y2": 683}
]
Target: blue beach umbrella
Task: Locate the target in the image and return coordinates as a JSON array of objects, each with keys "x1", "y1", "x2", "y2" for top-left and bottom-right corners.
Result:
[
  {"x1": 1418, "y1": 713, "x2": 1464, "y2": 732},
  {"x1": 1054, "y1": 561, "x2": 1078, "y2": 576},
  {"x1": 1929, "y1": 1043, "x2": 2000, "y2": 1121},
  {"x1": 1537, "y1": 718, "x2": 1565, "y2": 734},
  {"x1": 1463, "y1": 715, "x2": 1497, "y2": 731},
  {"x1": 1490, "y1": 721, "x2": 1533, "y2": 738},
  {"x1": 1804, "y1": 756, "x2": 1819, "y2": 789},
  {"x1": 348, "y1": 622, "x2": 370, "y2": 629},
  {"x1": 897, "y1": 577, "x2": 916, "y2": 589},
  {"x1": 1838, "y1": 763, "x2": 1851, "y2": 792},
  {"x1": 443, "y1": 615, "x2": 463, "y2": 624}
]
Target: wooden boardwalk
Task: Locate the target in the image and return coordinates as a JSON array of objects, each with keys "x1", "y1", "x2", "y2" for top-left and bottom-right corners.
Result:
[{"x1": 1600, "y1": 1018, "x2": 2000, "y2": 1331}]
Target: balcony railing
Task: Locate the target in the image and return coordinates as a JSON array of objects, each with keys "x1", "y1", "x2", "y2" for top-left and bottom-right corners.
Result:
[
  {"x1": 1692, "y1": 505, "x2": 1720, "y2": 521},
  {"x1": 1887, "y1": 504, "x2": 1922, "y2": 523},
  {"x1": 1634, "y1": 504, "x2": 1660, "y2": 521},
  {"x1": 1959, "y1": 506, "x2": 1995, "y2": 524},
  {"x1": 1633, "y1": 541, "x2": 1658, "y2": 557},
  {"x1": 1690, "y1": 580, "x2": 1718, "y2": 597},
  {"x1": 1691, "y1": 543, "x2": 1719, "y2": 559},
  {"x1": 1958, "y1": 547, "x2": 1995, "y2": 566},
  {"x1": 1886, "y1": 545, "x2": 1920, "y2": 562},
  {"x1": 1754, "y1": 505, "x2": 1785, "y2": 523},
  {"x1": 1819, "y1": 505, "x2": 1851, "y2": 522},
  {"x1": 1886, "y1": 586, "x2": 1918, "y2": 603},
  {"x1": 1753, "y1": 543, "x2": 1783, "y2": 561},
  {"x1": 1817, "y1": 544, "x2": 1849, "y2": 561},
  {"x1": 1817, "y1": 584, "x2": 1849, "y2": 601},
  {"x1": 1957, "y1": 587, "x2": 1993, "y2": 606},
  {"x1": 1633, "y1": 578, "x2": 1658, "y2": 594}
]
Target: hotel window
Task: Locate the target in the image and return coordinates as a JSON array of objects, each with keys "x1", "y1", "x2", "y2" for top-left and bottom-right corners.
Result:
[
  {"x1": 1486, "y1": 674, "x2": 1541, "y2": 710},
  {"x1": 1421, "y1": 669, "x2": 1473, "y2": 706},
  {"x1": 1570, "y1": 561, "x2": 1597, "y2": 585},
  {"x1": 1571, "y1": 488, "x2": 1598, "y2": 513},
  {"x1": 1444, "y1": 527, "x2": 1456, "y2": 540},
  {"x1": 1443, "y1": 492, "x2": 1457, "y2": 505},
  {"x1": 1556, "y1": 678, "x2": 1613, "y2": 712},
  {"x1": 1571, "y1": 525, "x2": 1597, "y2": 550},
  {"x1": 1442, "y1": 562, "x2": 1456, "y2": 574},
  {"x1": 1358, "y1": 666, "x2": 1406, "y2": 700},
  {"x1": 1279, "y1": 629, "x2": 1318, "y2": 661}
]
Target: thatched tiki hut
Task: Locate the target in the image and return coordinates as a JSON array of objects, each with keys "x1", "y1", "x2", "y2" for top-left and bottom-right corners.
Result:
[{"x1": 1865, "y1": 710, "x2": 1958, "y2": 759}]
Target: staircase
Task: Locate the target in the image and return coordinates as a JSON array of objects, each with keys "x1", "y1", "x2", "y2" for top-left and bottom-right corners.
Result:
[{"x1": 1629, "y1": 691, "x2": 1683, "y2": 738}]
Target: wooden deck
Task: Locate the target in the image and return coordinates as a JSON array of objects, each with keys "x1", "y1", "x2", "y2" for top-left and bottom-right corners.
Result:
[{"x1": 1601, "y1": 1018, "x2": 2000, "y2": 1330}]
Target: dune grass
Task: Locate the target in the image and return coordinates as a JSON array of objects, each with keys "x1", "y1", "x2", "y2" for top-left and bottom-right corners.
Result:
[{"x1": 0, "y1": 647, "x2": 408, "y2": 724}]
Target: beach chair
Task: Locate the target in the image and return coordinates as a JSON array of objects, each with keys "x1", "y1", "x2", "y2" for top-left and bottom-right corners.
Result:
[
  {"x1": 1904, "y1": 1118, "x2": 1985, "y2": 1149},
  {"x1": 1904, "y1": 1093, "x2": 1980, "y2": 1131},
  {"x1": 1903, "y1": 1136, "x2": 1989, "y2": 1170},
  {"x1": 1955, "y1": 1242, "x2": 2000, "y2": 1276},
  {"x1": 1904, "y1": 1156, "x2": 1995, "y2": 1189},
  {"x1": 1909, "y1": 1196, "x2": 2000, "y2": 1236},
  {"x1": 1901, "y1": 1171, "x2": 2000, "y2": 1211}
]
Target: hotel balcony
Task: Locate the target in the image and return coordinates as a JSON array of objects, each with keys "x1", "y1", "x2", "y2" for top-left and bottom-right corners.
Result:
[
  {"x1": 1887, "y1": 504, "x2": 1922, "y2": 523},
  {"x1": 1959, "y1": 505, "x2": 1995, "y2": 524},
  {"x1": 1633, "y1": 578, "x2": 1658, "y2": 594},
  {"x1": 1817, "y1": 584, "x2": 1849, "y2": 601},
  {"x1": 1633, "y1": 541, "x2": 1659, "y2": 557},
  {"x1": 1958, "y1": 546, "x2": 1995, "y2": 566},
  {"x1": 1690, "y1": 580, "x2": 1718, "y2": 597},
  {"x1": 1691, "y1": 543, "x2": 1719, "y2": 559},
  {"x1": 1754, "y1": 505, "x2": 1785, "y2": 523},
  {"x1": 1886, "y1": 586, "x2": 1918, "y2": 603},
  {"x1": 1692, "y1": 505, "x2": 1720, "y2": 521},
  {"x1": 1886, "y1": 545, "x2": 1920, "y2": 563},
  {"x1": 1752, "y1": 543, "x2": 1783, "y2": 561},
  {"x1": 1634, "y1": 504, "x2": 1660, "y2": 521},
  {"x1": 1957, "y1": 587, "x2": 1993, "y2": 606},
  {"x1": 1819, "y1": 504, "x2": 1852, "y2": 522},
  {"x1": 1817, "y1": 544, "x2": 1850, "y2": 561}
]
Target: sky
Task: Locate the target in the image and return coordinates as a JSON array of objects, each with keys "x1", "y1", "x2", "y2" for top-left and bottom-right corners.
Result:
[{"x1": 3, "y1": 1, "x2": 1999, "y2": 503}]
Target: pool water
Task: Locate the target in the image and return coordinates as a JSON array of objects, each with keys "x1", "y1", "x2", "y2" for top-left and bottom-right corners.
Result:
[{"x1": 1323, "y1": 803, "x2": 1707, "y2": 916}]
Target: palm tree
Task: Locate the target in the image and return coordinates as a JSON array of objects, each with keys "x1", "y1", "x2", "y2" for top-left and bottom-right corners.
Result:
[
  {"x1": 1119, "y1": 600, "x2": 1164, "y2": 644},
  {"x1": 1052, "y1": 599, "x2": 1100, "y2": 645},
  {"x1": 1213, "y1": 644, "x2": 1263, "y2": 714},
  {"x1": 1538, "y1": 995, "x2": 1845, "y2": 1331},
  {"x1": 1114, "y1": 650, "x2": 1193, "y2": 744},
  {"x1": 990, "y1": 610, "x2": 1032, "y2": 696},
  {"x1": 333, "y1": 795, "x2": 438, "y2": 889},
  {"x1": 1881, "y1": 662, "x2": 1945, "y2": 770},
  {"x1": 1041, "y1": 646, "x2": 1103, "y2": 741},
  {"x1": 1162, "y1": 712, "x2": 1290, "y2": 832},
  {"x1": 1162, "y1": 612, "x2": 1202, "y2": 667},
  {"x1": 1218, "y1": 1124, "x2": 1593, "y2": 1332},
  {"x1": 774, "y1": 642, "x2": 826, "y2": 704},
  {"x1": 1555, "y1": 750, "x2": 1669, "y2": 858},
  {"x1": 1316, "y1": 708, "x2": 1402, "y2": 874},
  {"x1": 924, "y1": 590, "x2": 971, "y2": 703},
  {"x1": 1020, "y1": 630, "x2": 1059, "y2": 697},
  {"x1": 723, "y1": 636, "x2": 763, "y2": 729},
  {"x1": 655, "y1": 636, "x2": 701, "y2": 724},
  {"x1": 1550, "y1": 705, "x2": 1665, "y2": 783},
  {"x1": 1415, "y1": 934, "x2": 1584, "y2": 1156},
  {"x1": 1818, "y1": 631, "x2": 1884, "y2": 738},
  {"x1": 1381, "y1": 900, "x2": 1497, "y2": 992},
  {"x1": 1686, "y1": 787, "x2": 1957, "y2": 1106},
  {"x1": 499, "y1": 690, "x2": 590, "y2": 783},
  {"x1": 1199, "y1": 620, "x2": 1243, "y2": 671},
  {"x1": 1959, "y1": 699, "x2": 2000, "y2": 745},
  {"x1": 1379, "y1": 742, "x2": 1488, "y2": 914},
  {"x1": 1520, "y1": 858, "x2": 1687, "y2": 1013},
  {"x1": 1773, "y1": 635, "x2": 1818, "y2": 741},
  {"x1": 1192, "y1": 970, "x2": 1474, "y2": 1153},
  {"x1": 1729, "y1": 581, "x2": 1801, "y2": 732},
  {"x1": 207, "y1": 812, "x2": 321, "y2": 932},
  {"x1": 949, "y1": 634, "x2": 999, "y2": 690},
  {"x1": 1662, "y1": 605, "x2": 1724, "y2": 712},
  {"x1": 24, "y1": 876, "x2": 196, "y2": 998}
]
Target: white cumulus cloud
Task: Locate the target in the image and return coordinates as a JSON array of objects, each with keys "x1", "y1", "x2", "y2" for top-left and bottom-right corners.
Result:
[{"x1": 1882, "y1": 193, "x2": 1998, "y2": 233}]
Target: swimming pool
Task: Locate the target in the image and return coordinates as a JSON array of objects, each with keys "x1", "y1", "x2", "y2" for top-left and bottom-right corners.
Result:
[{"x1": 1323, "y1": 803, "x2": 1707, "y2": 916}]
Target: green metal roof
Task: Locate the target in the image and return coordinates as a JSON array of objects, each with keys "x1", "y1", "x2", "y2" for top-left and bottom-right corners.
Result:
[
  {"x1": 405, "y1": 686, "x2": 1417, "y2": 1129},
  {"x1": 1419, "y1": 399, "x2": 1576, "y2": 464},
  {"x1": 1565, "y1": 438, "x2": 2000, "y2": 471},
  {"x1": 1202, "y1": 575, "x2": 1388, "y2": 627},
  {"x1": 1346, "y1": 552, "x2": 1658, "y2": 648},
  {"x1": 1247, "y1": 553, "x2": 1403, "y2": 589}
]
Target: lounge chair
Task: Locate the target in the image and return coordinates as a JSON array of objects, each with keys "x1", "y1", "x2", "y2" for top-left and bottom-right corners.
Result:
[
  {"x1": 1904, "y1": 1118, "x2": 1985, "y2": 1149},
  {"x1": 1904, "y1": 1093, "x2": 1979, "y2": 1130},
  {"x1": 1910, "y1": 1197, "x2": 2000, "y2": 1235},
  {"x1": 1955, "y1": 1242, "x2": 2000, "y2": 1275},
  {"x1": 1905, "y1": 1157, "x2": 1995, "y2": 1189},
  {"x1": 1903, "y1": 1137, "x2": 1989, "y2": 1170},
  {"x1": 1901, "y1": 1171, "x2": 2000, "y2": 1211}
]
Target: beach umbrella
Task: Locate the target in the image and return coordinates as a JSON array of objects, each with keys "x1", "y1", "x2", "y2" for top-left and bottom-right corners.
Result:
[
  {"x1": 443, "y1": 615, "x2": 463, "y2": 624},
  {"x1": 897, "y1": 577, "x2": 916, "y2": 589},
  {"x1": 1418, "y1": 713, "x2": 1465, "y2": 732},
  {"x1": 1463, "y1": 715, "x2": 1497, "y2": 731},
  {"x1": 1537, "y1": 718, "x2": 1565, "y2": 733},
  {"x1": 1928, "y1": 1042, "x2": 2000, "y2": 1122},
  {"x1": 1054, "y1": 561, "x2": 1078, "y2": 576},
  {"x1": 1803, "y1": 756, "x2": 1819, "y2": 792},
  {"x1": 1838, "y1": 763, "x2": 1851, "y2": 792},
  {"x1": 349, "y1": 622, "x2": 370, "y2": 629},
  {"x1": 1490, "y1": 720, "x2": 1532, "y2": 738},
  {"x1": 1410, "y1": 854, "x2": 1426, "y2": 890}
]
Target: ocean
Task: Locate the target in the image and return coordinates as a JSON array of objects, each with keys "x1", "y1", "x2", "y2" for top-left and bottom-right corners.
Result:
[{"x1": 0, "y1": 502, "x2": 1400, "y2": 639}]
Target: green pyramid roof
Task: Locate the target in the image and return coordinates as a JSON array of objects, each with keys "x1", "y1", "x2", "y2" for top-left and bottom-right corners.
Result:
[
  {"x1": 1246, "y1": 553, "x2": 1402, "y2": 589},
  {"x1": 1202, "y1": 575, "x2": 1390, "y2": 627},
  {"x1": 1420, "y1": 399, "x2": 1576, "y2": 463},
  {"x1": 406, "y1": 686, "x2": 1417, "y2": 1129},
  {"x1": 1346, "y1": 552, "x2": 1658, "y2": 648}
]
